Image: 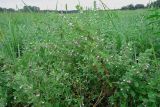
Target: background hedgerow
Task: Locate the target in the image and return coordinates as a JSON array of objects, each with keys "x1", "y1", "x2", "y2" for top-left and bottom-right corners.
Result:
[{"x1": 0, "y1": 9, "x2": 160, "y2": 107}]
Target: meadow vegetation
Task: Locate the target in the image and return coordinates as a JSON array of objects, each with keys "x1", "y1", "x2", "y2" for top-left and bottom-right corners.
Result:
[{"x1": 0, "y1": 8, "x2": 160, "y2": 107}]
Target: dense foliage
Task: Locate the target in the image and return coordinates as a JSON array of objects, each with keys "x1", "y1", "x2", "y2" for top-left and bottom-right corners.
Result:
[
  {"x1": 148, "y1": 0, "x2": 160, "y2": 8},
  {"x1": 0, "y1": 9, "x2": 160, "y2": 107},
  {"x1": 121, "y1": 4, "x2": 145, "y2": 10},
  {"x1": 121, "y1": 0, "x2": 160, "y2": 10},
  {"x1": 0, "y1": 7, "x2": 15, "y2": 12},
  {"x1": 19, "y1": 6, "x2": 40, "y2": 12}
]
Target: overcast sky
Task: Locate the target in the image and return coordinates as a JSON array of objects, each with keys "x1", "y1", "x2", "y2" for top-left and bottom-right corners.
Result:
[{"x1": 0, "y1": 0, "x2": 155, "y2": 10}]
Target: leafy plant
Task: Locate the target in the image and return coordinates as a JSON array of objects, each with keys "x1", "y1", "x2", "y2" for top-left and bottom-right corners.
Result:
[{"x1": 0, "y1": 9, "x2": 160, "y2": 107}]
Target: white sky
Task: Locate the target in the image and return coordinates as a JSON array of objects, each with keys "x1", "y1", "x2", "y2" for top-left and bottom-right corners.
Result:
[{"x1": 0, "y1": 0, "x2": 155, "y2": 10}]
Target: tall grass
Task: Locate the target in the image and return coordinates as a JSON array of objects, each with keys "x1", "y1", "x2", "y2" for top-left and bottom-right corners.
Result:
[{"x1": 0, "y1": 9, "x2": 160, "y2": 107}]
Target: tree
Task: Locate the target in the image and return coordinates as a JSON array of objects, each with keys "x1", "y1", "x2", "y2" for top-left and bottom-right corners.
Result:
[
  {"x1": 121, "y1": 4, "x2": 135, "y2": 10},
  {"x1": 135, "y1": 4, "x2": 145, "y2": 9},
  {"x1": 0, "y1": 7, "x2": 3, "y2": 11},
  {"x1": 32, "y1": 6, "x2": 40, "y2": 12},
  {"x1": 128, "y1": 4, "x2": 135, "y2": 10},
  {"x1": 0, "y1": 7, "x2": 15, "y2": 12},
  {"x1": 93, "y1": 0, "x2": 97, "y2": 10},
  {"x1": 75, "y1": 5, "x2": 83, "y2": 12},
  {"x1": 7, "y1": 8, "x2": 15, "y2": 12},
  {"x1": 121, "y1": 6, "x2": 128, "y2": 10},
  {"x1": 148, "y1": 0, "x2": 160, "y2": 8},
  {"x1": 22, "y1": 6, "x2": 40, "y2": 12}
]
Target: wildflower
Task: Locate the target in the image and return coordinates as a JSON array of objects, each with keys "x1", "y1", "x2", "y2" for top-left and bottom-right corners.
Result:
[
  {"x1": 145, "y1": 64, "x2": 150, "y2": 70},
  {"x1": 96, "y1": 55, "x2": 100, "y2": 59},
  {"x1": 28, "y1": 86, "x2": 32, "y2": 89},
  {"x1": 101, "y1": 38, "x2": 104, "y2": 41},
  {"x1": 84, "y1": 37, "x2": 87, "y2": 41},
  {"x1": 14, "y1": 97, "x2": 17, "y2": 100},
  {"x1": 20, "y1": 85, "x2": 23, "y2": 89},
  {"x1": 135, "y1": 71, "x2": 139, "y2": 74},
  {"x1": 127, "y1": 80, "x2": 131, "y2": 84},
  {"x1": 68, "y1": 22, "x2": 73, "y2": 27},
  {"x1": 36, "y1": 93, "x2": 40, "y2": 97},
  {"x1": 74, "y1": 41, "x2": 79, "y2": 45},
  {"x1": 63, "y1": 16, "x2": 66, "y2": 19}
]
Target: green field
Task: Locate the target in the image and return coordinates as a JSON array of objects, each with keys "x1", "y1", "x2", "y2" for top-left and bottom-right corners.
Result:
[{"x1": 0, "y1": 10, "x2": 160, "y2": 107}]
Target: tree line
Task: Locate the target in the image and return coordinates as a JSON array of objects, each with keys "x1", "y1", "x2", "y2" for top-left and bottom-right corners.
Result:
[
  {"x1": 0, "y1": 0, "x2": 160, "y2": 12},
  {"x1": 121, "y1": 0, "x2": 160, "y2": 10},
  {"x1": 121, "y1": 4, "x2": 145, "y2": 10},
  {"x1": 0, "y1": 5, "x2": 79, "y2": 13},
  {"x1": 0, "y1": 6, "x2": 40, "y2": 12},
  {"x1": 0, "y1": 7, "x2": 15, "y2": 12}
]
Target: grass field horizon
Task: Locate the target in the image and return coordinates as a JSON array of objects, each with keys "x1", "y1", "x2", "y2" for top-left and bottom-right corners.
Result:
[{"x1": 0, "y1": 8, "x2": 160, "y2": 107}]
